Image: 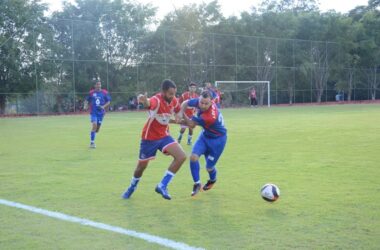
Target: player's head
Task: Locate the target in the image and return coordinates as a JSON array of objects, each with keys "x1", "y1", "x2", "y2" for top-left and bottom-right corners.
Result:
[
  {"x1": 94, "y1": 81, "x2": 101, "y2": 90},
  {"x1": 205, "y1": 82, "x2": 213, "y2": 88},
  {"x1": 189, "y1": 82, "x2": 197, "y2": 92},
  {"x1": 161, "y1": 79, "x2": 177, "y2": 103},
  {"x1": 199, "y1": 90, "x2": 213, "y2": 111}
]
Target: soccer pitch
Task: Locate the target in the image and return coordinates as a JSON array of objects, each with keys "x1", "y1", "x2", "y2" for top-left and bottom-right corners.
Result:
[{"x1": 1, "y1": 104, "x2": 380, "y2": 249}]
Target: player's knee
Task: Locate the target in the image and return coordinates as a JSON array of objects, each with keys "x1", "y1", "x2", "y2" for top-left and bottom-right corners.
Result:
[
  {"x1": 177, "y1": 152, "x2": 187, "y2": 163},
  {"x1": 206, "y1": 166, "x2": 215, "y2": 172},
  {"x1": 190, "y1": 154, "x2": 199, "y2": 162}
]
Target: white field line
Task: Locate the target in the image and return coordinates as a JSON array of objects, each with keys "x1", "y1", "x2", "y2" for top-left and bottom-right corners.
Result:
[{"x1": 0, "y1": 199, "x2": 205, "y2": 250}]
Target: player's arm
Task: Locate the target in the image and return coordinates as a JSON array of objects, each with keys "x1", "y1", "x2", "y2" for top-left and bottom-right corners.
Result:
[
  {"x1": 137, "y1": 93, "x2": 150, "y2": 108},
  {"x1": 182, "y1": 114, "x2": 198, "y2": 128},
  {"x1": 101, "y1": 101, "x2": 110, "y2": 110}
]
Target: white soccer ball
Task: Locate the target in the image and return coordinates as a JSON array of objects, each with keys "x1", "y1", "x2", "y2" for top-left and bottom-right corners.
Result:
[{"x1": 260, "y1": 183, "x2": 280, "y2": 202}]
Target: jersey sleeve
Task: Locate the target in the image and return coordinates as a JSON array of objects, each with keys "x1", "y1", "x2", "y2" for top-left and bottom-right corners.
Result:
[
  {"x1": 187, "y1": 98, "x2": 199, "y2": 108},
  {"x1": 104, "y1": 90, "x2": 111, "y2": 102},
  {"x1": 173, "y1": 98, "x2": 180, "y2": 113},
  {"x1": 149, "y1": 96, "x2": 159, "y2": 110},
  {"x1": 191, "y1": 115, "x2": 205, "y2": 126}
]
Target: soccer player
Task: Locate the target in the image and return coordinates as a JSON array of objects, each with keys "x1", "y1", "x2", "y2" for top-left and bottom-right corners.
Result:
[
  {"x1": 84, "y1": 80, "x2": 111, "y2": 148},
  {"x1": 249, "y1": 87, "x2": 257, "y2": 107},
  {"x1": 178, "y1": 90, "x2": 227, "y2": 196},
  {"x1": 122, "y1": 79, "x2": 187, "y2": 200},
  {"x1": 204, "y1": 82, "x2": 221, "y2": 108},
  {"x1": 177, "y1": 82, "x2": 199, "y2": 145}
]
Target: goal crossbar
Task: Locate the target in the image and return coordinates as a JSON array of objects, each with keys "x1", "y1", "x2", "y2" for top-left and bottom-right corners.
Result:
[{"x1": 215, "y1": 81, "x2": 271, "y2": 107}]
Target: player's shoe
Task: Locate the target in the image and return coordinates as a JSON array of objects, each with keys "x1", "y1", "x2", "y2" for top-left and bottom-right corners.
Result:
[
  {"x1": 121, "y1": 186, "x2": 136, "y2": 199},
  {"x1": 187, "y1": 140, "x2": 192, "y2": 145},
  {"x1": 155, "y1": 185, "x2": 171, "y2": 200},
  {"x1": 177, "y1": 136, "x2": 182, "y2": 143},
  {"x1": 203, "y1": 180, "x2": 216, "y2": 191},
  {"x1": 191, "y1": 183, "x2": 201, "y2": 196},
  {"x1": 89, "y1": 142, "x2": 96, "y2": 148}
]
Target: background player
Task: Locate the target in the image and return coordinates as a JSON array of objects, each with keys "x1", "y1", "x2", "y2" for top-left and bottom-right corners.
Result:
[
  {"x1": 204, "y1": 82, "x2": 221, "y2": 108},
  {"x1": 178, "y1": 90, "x2": 227, "y2": 197},
  {"x1": 122, "y1": 79, "x2": 187, "y2": 200},
  {"x1": 177, "y1": 82, "x2": 199, "y2": 145},
  {"x1": 84, "y1": 79, "x2": 111, "y2": 148}
]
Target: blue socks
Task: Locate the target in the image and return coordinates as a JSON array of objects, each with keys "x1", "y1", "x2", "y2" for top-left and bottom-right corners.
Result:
[
  {"x1": 190, "y1": 160, "x2": 200, "y2": 183},
  {"x1": 159, "y1": 171, "x2": 175, "y2": 188},
  {"x1": 208, "y1": 167, "x2": 217, "y2": 181},
  {"x1": 90, "y1": 131, "x2": 95, "y2": 142},
  {"x1": 130, "y1": 176, "x2": 140, "y2": 187}
]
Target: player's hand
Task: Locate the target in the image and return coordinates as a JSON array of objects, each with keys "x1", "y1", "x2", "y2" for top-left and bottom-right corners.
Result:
[{"x1": 137, "y1": 93, "x2": 148, "y2": 104}]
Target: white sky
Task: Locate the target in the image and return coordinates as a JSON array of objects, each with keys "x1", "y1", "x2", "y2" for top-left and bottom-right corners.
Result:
[{"x1": 41, "y1": 0, "x2": 370, "y2": 17}]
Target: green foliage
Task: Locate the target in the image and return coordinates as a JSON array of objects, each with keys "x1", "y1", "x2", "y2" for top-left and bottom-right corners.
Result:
[{"x1": 1, "y1": 0, "x2": 379, "y2": 113}]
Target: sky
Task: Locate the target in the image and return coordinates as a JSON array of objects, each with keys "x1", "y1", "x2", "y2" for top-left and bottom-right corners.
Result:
[{"x1": 41, "y1": 0, "x2": 370, "y2": 17}]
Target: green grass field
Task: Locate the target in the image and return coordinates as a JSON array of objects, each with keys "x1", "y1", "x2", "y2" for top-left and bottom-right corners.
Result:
[{"x1": 1, "y1": 104, "x2": 380, "y2": 249}]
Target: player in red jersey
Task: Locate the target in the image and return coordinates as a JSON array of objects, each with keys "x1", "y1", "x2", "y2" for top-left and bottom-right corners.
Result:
[
  {"x1": 177, "y1": 82, "x2": 199, "y2": 145},
  {"x1": 122, "y1": 80, "x2": 187, "y2": 200}
]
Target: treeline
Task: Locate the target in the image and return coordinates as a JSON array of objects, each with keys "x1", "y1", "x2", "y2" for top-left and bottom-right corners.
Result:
[{"x1": 0, "y1": 0, "x2": 379, "y2": 113}]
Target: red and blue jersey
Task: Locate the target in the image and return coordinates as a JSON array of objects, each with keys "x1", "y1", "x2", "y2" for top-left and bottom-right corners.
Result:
[
  {"x1": 179, "y1": 91, "x2": 198, "y2": 118},
  {"x1": 86, "y1": 89, "x2": 111, "y2": 115},
  {"x1": 141, "y1": 93, "x2": 180, "y2": 140},
  {"x1": 188, "y1": 98, "x2": 227, "y2": 138}
]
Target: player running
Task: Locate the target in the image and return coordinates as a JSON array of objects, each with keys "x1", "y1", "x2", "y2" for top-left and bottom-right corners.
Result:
[
  {"x1": 84, "y1": 79, "x2": 111, "y2": 149},
  {"x1": 178, "y1": 90, "x2": 227, "y2": 197},
  {"x1": 177, "y1": 82, "x2": 199, "y2": 145},
  {"x1": 122, "y1": 79, "x2": 187, "y2": 200}
]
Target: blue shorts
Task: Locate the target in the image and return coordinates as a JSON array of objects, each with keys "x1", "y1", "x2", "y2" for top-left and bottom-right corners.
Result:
[
  {"x1": 139, "y1": 136, "x2": 177, "y2": 162},
  {"x1": 90, "y1": 113, "x2": 104, "y2": 125},
  {"x1": 192, "y1": 133, "x2": 227, "y2": 168}
]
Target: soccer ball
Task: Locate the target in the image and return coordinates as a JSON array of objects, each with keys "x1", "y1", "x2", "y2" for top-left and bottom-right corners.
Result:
[{"x1": 260, "y1": 183, "x2": 280, "y2": 202}]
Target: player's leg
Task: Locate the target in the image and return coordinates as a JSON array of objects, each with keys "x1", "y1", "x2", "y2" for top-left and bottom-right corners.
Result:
[
  {"x1": 122, "y1": 140, "x2": 157, "y2": 199},
  {"x1": 187, "y1": 127, "x2": 193, "y2": 145},
  {"x1": 89, "y1": 115, "x2": 97, "y2": 148},
  {"x1": 95, "y1": 114, "x2": 104, "y2": 133},
  {"x1": 203, "y1": 135, "x2": 227, "y2": 191},
  {"x1": 177, "y1": 126, "x2": 186, "y2": 143},
  {"x1": 155, "y1": 137, "x2": 186, "y2": 200},
  {"x1": 189, "y1": 135, "x2": 207, "y2": 196}
]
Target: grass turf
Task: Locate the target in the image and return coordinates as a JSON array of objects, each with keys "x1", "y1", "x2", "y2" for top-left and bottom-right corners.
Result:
[{"x1": 1, "y1": 104, "x2": 380, "y2": 249}]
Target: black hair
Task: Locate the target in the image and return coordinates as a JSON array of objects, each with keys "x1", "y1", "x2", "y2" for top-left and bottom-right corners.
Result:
[
  {"x1": 200, "y1": 90, "x2": 212, "y2": 99},
  {"x1": 161, "y1": 79, "x2": 176, "y2": 91},
  {"x1": 189, "y1": 81, "x2": 197, "y2": 87}
]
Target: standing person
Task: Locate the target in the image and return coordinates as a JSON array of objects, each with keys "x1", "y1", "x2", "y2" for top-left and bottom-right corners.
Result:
[
  {"x1": 84, "y1": 79, "x2": 111, "y2": 148},
  {"x1": 178, "y1": 90, "x2": 227, "y2": 197},
  {"x1": 249, "y1": 87, "x2": 257, "y2": 107},
  {"x1": 122, "y1": 79, "x2": 187, "y2": 200},
  {"x1": 177, "y1": 82, "x2": 199, "y2": 145}
]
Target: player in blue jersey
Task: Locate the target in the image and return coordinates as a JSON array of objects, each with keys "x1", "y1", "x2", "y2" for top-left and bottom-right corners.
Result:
[
  {"x1": 178, "y1": 90, "x2": 227, "y2": 196},
  {"x1": 85, "y1": 80, "x2": 111, "y2": 148}
]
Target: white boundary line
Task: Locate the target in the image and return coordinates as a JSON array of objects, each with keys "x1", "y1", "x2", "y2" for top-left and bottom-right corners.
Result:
[{"x1": 0, "y1": 199, "x2": 204, "y2": 250}]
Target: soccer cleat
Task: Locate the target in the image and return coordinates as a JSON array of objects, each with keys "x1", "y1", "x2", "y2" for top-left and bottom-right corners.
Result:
[
  {"x1": 203, "y1": 180, "x2": 216, "y2": 191},
  {"x1": 187, "y1": 140, "x2": 192, "y2": 145},
  {"x1": 89, "y1": 142, "x2": 96, "y2": 148},
  {"x1": 191, "y1": 183, "x2": 202, "y2": 196},
  {"x1": 155, "y1": 185, "x2": 171, "y2": 200},
  {"x1": 122, "y1": 185, "x2": 137, "y2": 199}
]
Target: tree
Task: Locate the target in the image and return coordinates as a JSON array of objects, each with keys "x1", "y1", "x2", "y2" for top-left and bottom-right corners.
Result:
[{"x1": 0, "y1": 0, "x2": 47, "y2": 113}]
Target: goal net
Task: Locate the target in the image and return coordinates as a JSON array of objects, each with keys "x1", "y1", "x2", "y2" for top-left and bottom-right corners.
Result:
[{"x1": 215, "y1": 81, "x2": 271, "y2": 107}]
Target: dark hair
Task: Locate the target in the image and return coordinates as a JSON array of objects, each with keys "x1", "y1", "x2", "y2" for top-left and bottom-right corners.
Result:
[
  {"x1": 161, "y1": 79, "x2": 176, "y2": 91},
  {"x1": 200, "y1": 90, "x2": 212, "y2": 99}
]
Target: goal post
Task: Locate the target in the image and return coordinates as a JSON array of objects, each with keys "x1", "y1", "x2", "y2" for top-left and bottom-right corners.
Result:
[{"x1": 215, "y1": 81, "x2": 271, "y2": 107}]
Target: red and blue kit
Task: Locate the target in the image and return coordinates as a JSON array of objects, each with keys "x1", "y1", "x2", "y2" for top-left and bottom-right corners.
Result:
[
  {"x1": 179, "y1": 91, "x2": 199, "y2": 118},
  {"x1": 139, "y1": 93, "x2": 180, "y2": 161}
]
